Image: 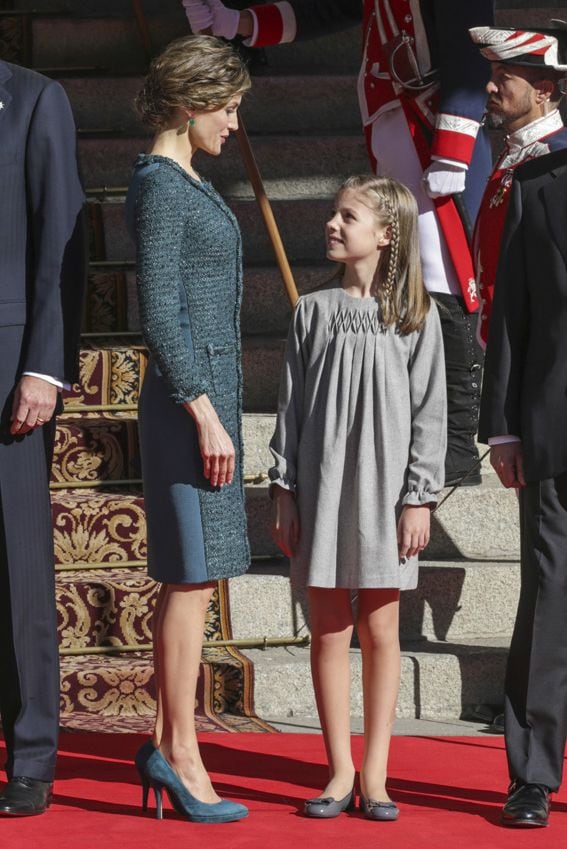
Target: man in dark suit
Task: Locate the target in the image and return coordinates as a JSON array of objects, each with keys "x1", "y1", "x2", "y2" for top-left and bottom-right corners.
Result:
[
  {"x1": 479, "y1": 145, "x2": 567, "y2": 828},
  {"x1": 0, "y1": 61, "x2": 85, "y2": 816}
]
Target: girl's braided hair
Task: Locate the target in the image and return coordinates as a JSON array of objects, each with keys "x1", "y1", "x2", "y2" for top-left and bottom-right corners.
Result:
[{"x1": 337, "y1": 175, "x2": 430, "y2": 333}]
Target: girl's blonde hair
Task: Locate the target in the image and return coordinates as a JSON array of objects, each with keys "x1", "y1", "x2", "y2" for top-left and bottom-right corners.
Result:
[
  {"x1": 337, "y1": 175, "x2": 430, "y2": 334},
  {"x1": 135, "y1": 35, "x2": 251, "y2": 129}
]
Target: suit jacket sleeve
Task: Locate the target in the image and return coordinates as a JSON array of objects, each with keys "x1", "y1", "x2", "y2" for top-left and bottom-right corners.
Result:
[
  {"x1": 246, "y1": 0, "x2": 360, "y2": 47},
  {"x1": 23, "y1": 79, "x2": 86, "y2": 384},
  {"x1": 429, "y1": 0, "x2": 493, "y2": 166},
  {"x1": 477, "y1": 177, "x2": 529, "y2": 443}
]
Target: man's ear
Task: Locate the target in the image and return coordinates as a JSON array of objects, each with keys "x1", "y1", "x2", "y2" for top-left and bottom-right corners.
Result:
[{"x1": 534, "y1": 77, "x2": 555, "y2": 103}]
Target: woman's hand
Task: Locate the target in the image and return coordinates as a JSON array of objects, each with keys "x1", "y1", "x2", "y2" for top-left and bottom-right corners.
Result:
[
  {"x1": 271, "y1": 486, "x2": 300, "y2": 557},
  {"x1": 185, "y1": 394, "x2": 235, "y2": 487},
  {"x1": 397, "y1": 505, "x2": 431, "y2": 559}
]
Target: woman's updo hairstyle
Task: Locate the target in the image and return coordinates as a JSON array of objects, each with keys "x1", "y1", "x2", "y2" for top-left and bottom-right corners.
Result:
[{"x1": 136, "y1": 34, "x2": 251, "y2": 129}]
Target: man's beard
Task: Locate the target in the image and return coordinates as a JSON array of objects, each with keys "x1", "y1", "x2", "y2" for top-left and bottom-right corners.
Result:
[
  {"x1": 485, "y1": 90, "x2": 535, "y2": 131},
  {"x1": 485, "y1": 111, "x2": 506, "y2": 129}
]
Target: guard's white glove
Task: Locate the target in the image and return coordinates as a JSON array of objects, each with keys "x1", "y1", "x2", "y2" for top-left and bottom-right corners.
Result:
[
  {"x1": 206, "y1": 0, "x2": 241, "y2": 40},
  {"x1": 182, "y1": 0, "x2": 213, "y2": 33},
  {"x1": 422, "y1": 161, "x2": 467, "y2": 198}
]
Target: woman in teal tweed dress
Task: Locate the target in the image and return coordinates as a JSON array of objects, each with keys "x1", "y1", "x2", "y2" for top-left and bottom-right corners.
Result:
[{"x1": 126, "y1": 36, "x2": 251, "y2": 823}]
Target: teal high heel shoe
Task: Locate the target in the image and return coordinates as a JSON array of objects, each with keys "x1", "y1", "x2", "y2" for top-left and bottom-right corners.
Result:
[
  {"x1": 139, "y1": 746, "x2": 248, "y2": 823},
  {"x1": 134, "y1": 739, "x2": 157, "y2": 812}
]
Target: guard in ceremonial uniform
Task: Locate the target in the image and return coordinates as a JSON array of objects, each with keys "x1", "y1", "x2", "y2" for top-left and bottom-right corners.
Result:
[
  {"x1": 470, "y1": 25, "x2": 567, "y2": 349},
  {"x1": 183, "y1": 0, "x2": 495, "y2": 486}
]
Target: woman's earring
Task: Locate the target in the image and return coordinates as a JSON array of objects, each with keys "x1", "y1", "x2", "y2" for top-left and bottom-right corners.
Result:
[{"x1": 188, "y1": 116, "x2": 196, "y2": 128}]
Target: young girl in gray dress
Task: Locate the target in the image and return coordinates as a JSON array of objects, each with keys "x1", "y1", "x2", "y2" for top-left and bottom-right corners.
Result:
[{"x1": 269, "y1": 175, "x2": 447, "y2": 821}]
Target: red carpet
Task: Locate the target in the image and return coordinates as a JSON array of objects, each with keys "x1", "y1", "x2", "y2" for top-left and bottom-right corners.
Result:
[{"x1": 2, "y1": 733, "x2": 567, "y2": 849}]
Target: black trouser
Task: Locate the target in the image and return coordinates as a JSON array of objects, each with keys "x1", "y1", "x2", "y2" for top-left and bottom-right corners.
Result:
[
  {"x1": 434, "y1": 293, "x2": 483, "y2": 483},
  {"x1": 0, "y1": 418, "x2": 59, "y2": 783},
  {"x1": 505, "y1": 473, "x2": 567, "y2": 791}
]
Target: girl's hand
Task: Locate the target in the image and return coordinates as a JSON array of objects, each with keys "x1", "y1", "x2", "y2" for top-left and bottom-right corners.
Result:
[
  {"x1": 397, "y1": 505, "x2": 431, "y2": 559},
  {"x1": 185, "y1": 395, "x2": 235, "y2": 488},
  {"x1": 271, "y1": 486, "x2": 300, "y2": 557}
]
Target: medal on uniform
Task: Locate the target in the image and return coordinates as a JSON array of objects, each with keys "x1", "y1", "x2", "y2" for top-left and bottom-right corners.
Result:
[{"x1": 489, "y1": 170, "x2": 514, "y2": 208}]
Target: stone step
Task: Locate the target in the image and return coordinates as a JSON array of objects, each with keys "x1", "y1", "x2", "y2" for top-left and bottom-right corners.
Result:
[
  {"x1": 62, "y1": 75, "x2": 361, "y2": 135},
  {"x1": 51, "y1": 472, "x2": 517, "y2": 565},
  {"x1": 59, "y1": 647, "x2": 248, "y2": 725},
  {"x1": 78, "y1": 133, "x2": 368, "y2": 199},
  {"x1": 29, "y1": 12, "x2": 360, "y2": 74},
  {"x1": 238, "y1": 412, "x2": 495, "y2": 478},
  {"x1": 245, "y1": 639, "x2": 508, "y2": 720},
  {"x1": 56, "y1": 567, "x2": 155, "y2": 650},
  {"x1": 52, "y1": 414, "x2": 141, "y2": 484},
  {"x1": 64, "y1": 340, "x2": 282, "y2": 412},
  {"x1": 10, "y1": 0, "x2": 173, "y2": 13},
  {"x1": 29, "y1": 12, "x2": 186, "y2": 73},
  {"x1": 92, "y1": 197, "x2": 332, "y2": 264},
  {"x1": 52, "y1": 489, "x2": 146, "y2": 566},
  {"x1": 84, "y1": 262, "x2": 323, "y2": 336},
  {"x1": 63, "y1": 344, "x2": 148, "y2": 410},
  {"x1": 53, "y1": 409, "x2": 494, "y2": 483},
  {"x1": 245, "y1": 477, "x2": 521, "y2": 560},
  {"x1": 230, "y1": 560, "x2": 520, "y2": 644},
  {"x1": 52, "y1": 411, "x2": 275, "y2": 482}
]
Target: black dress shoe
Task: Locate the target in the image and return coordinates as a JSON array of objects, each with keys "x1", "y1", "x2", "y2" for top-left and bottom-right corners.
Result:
[
  {"x1": 0, "y1": 777, "x2": 53, "y2": 816},
  {"x1": 502, "y1": 781, "x2": 549, "y2": 827}
]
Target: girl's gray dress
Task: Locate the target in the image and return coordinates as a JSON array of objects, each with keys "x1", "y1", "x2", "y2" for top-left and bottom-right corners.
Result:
[
  {"x1": 126, "y1": 155, "x2": 250, "y2": 584},
  {"x1": 269, "y1": 284, "x2": 447, "y2": 590}
]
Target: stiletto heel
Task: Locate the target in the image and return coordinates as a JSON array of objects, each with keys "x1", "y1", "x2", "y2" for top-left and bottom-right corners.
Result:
[
  {"x1": 135, "y1": 738, "x2": 157, "y2": 815},
  {"x1": 140, "y1": 775, "x2": 149, "y2": 812},
  {"x1": 140, "y1": 747, "x2": 248, "y2": 823},
  {"x1": 152, "y1": 783, "x2": 164, "y2": 820}
]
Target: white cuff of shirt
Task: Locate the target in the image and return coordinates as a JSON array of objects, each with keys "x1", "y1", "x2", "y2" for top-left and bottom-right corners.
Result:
[
  {"x1": 23, "y1": 371, "x2": 69, "y2": 391},
  {"x1": 488, "y1": 435, "x2": 521, "y2": 445}
]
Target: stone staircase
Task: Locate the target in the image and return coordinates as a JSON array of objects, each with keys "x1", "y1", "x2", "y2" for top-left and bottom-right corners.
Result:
[{"x1": 1, "y1": 0, "x2": 553, "y2": 727}]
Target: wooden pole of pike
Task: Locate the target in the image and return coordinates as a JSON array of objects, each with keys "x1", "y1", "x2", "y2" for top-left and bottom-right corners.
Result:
[{"x1": 236, "y1": 121, "x2": 299, "y2": 307}]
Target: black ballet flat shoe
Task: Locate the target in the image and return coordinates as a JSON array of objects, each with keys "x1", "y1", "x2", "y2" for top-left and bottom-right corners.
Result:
[
  {"x1": 0, "y1": 777, "x2": 53, "y2": 816},
  {"x1": 501, "y1": 781, "x2": 549, "y2": 828},
  {"x1": 360, "y1": 793, "x2": 399, "y2": 821},
  {"x1": 304, "y1": 788, "x2": 355, "y2": 818}
]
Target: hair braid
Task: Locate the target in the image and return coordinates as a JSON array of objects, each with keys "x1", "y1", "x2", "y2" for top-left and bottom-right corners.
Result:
[{"x1": 381, "y1": 191, "x2": 400, "y2": 324}]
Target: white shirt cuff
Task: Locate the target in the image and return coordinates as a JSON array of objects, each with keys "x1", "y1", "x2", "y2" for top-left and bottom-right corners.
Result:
[
  {"x1": 488, "y1": 435, "x2": 521, "y2": 445},
  {"x1": 23, "y1": 371, "x2": 69, "y2": 391}
]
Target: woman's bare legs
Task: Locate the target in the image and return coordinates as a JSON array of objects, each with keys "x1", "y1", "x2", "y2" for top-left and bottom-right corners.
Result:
[
  {"x1": 152, "y1": 581, "x2": 220, "y2": 803},
  {"x1": 356, "y1": 588, "x2": 401, "y2": 802},
  {"x1": 309, "y1": 587, "x2": 356, "y2": 799},
  {"x1": 151, "y1": 583, "x2": 166, "y2": 746}
]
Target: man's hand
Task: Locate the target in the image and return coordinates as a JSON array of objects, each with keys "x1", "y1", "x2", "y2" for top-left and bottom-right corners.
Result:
[
  {"x1": 423, "y1": 161, "x2": 467, "y2": 198},
  {"x1": 10, "y1": 375, "x2": 58, "y2": 435},
  {"x1": 271, "y1": 486, "x2": 300, "y2": 558},
  {"x1": 182, "y1": 0, "x2": 213, "y2": 33},
  {"x1": 397, "y1": 505, "x2": 431, "y2": 559},
  {"x1": 490, "y1": 442, "x2": 526, "y2": 489}
]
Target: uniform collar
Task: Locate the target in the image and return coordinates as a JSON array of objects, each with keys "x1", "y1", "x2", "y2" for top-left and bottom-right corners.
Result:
[{"x1": 505, "y1": 109, "x2": 564, "y2": 153}]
